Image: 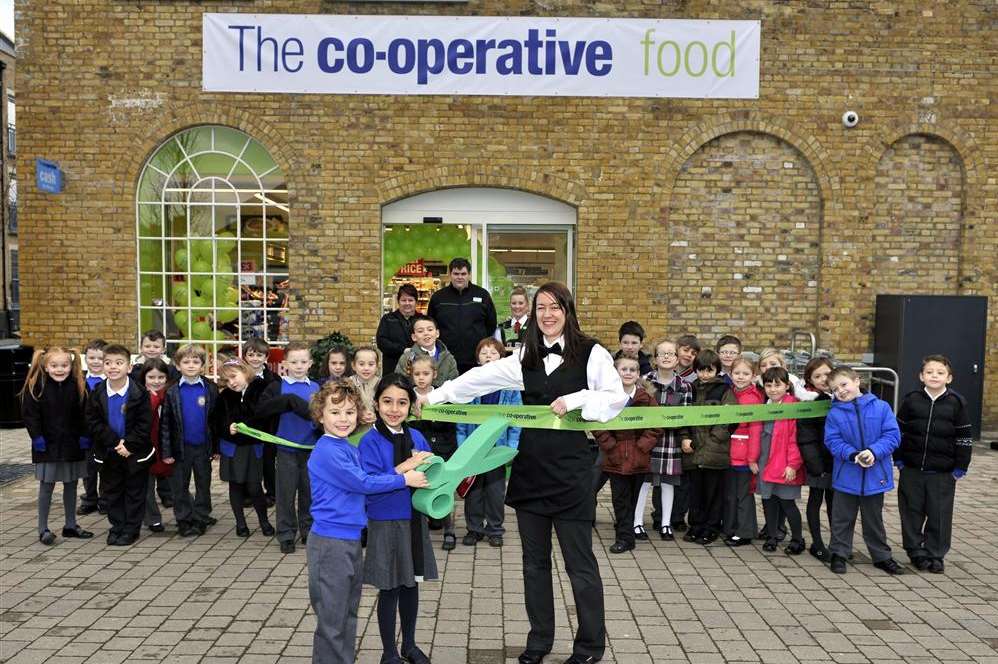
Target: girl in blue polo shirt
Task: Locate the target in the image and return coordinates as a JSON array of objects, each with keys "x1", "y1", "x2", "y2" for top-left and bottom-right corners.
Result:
[
  {"x1": 360, "y1": 373, "x2": 438, "y2": 664},
  {"x1": 306, "y1": 379, "x2": 428, "y2": 664}
]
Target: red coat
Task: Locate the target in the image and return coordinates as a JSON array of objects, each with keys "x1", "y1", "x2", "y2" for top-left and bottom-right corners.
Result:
[
  {"x1": 761, "y1": 394, "x2": 805, "y2": 486},
  {"x1": 148, "y1": 388, "x2": 174, "y2": 478},
  {"x1": 596, "y1": 387, "x2": 662, "y2": 475},
  {"x1": 731, "y1": 385, "x2": 763, "y2": 466}
]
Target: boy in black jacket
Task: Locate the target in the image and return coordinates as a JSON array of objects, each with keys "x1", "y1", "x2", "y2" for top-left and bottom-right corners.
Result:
[
  {"x1": 86, "y1": 344, "x2": 153, "y2": 546},
  {"x1": 160, "y1": 344, "x2": 219, "y2": 537},
  {"x1": 896, "y1": 355, "x2": 973, "y2": 574}
]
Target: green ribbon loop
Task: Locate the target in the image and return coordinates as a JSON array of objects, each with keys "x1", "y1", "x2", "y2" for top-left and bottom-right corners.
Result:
[
  {"x1": 420, "y1": 400, "x2": 830, "y2": 431},
  {"x1": 234, "y1": 422, "x2": 370, "y2": 449}
]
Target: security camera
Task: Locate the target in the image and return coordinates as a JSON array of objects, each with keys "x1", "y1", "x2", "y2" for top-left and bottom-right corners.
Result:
[{"x1": 842, "y1": 111, "x2": 859, "y2": 128}]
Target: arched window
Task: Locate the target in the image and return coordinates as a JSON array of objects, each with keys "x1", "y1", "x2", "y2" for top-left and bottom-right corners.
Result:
[{"x1": 136, "y1": 126, "x2": 289, "y2": 373}]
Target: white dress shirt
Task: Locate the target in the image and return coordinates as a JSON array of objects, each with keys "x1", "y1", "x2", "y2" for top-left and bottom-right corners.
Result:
[{"x1": 428, "y1": 335, "x2": 628, "y2": 423}]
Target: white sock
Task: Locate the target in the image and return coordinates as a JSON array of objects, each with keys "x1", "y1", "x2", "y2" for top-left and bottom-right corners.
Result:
[
  {"x1": 660, "y1": 484, "x2": 675, "y2": 530},
  {"x1": 633, "y1": 482, "x2": 651, "y2": 528}
]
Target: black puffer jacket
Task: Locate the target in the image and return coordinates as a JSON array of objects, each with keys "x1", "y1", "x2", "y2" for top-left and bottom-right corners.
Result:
[
  {"x1": 87, "y1": 380, "x2": 153, "y2": 474},
  {"x1": 22, "y1": 379, "x2": 87, "y2": 464},
  {"x1": 427, "y1": 283, "x2": 498, "y2": 372},
  {"x1": 896, "y1": 389, "x2": 973, "y2": 472},
  {"x1": 797, "y1": 392, "x2": 832, "y2": 478},
  {"x1": 376, "y1": 309, "x2": 416, "y2": 375}
]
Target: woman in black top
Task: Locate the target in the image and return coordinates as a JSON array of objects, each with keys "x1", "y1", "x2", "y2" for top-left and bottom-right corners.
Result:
[
  {"x1": 422, "y1": 282, "x2": 627, "y2": 664},
  {"x1": 377, "y1": 283, "x2": 419, "y2": 375}
]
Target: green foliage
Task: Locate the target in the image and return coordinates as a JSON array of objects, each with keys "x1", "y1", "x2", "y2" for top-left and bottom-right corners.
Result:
[{"x1": 309, "y1": 331, "x2": 354, "y2": 380}]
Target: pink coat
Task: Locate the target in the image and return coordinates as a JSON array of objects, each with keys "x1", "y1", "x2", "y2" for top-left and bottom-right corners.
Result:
[
  {"x1": 761, "y1": 394, "x2": 805, "y2": 486},
  {"x1": 731, "y1": 385, "x2": 763, "y2": 466}
]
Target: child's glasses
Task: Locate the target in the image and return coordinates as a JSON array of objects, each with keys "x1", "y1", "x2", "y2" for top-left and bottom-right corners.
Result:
[{"x1": 656, "y1": 352, "x2": 677, "y2": 358}]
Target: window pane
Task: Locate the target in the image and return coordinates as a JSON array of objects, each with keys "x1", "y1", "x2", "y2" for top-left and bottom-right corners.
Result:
[
  {"x1": 176, "y1": 127, "x2": 213, "y2": 158},
  {"x1": 239, "y1": 240, "x2": 264, "y2": 270},
  {"x1": 214, "y1": 127, "x2": 250, "y2": 157},
  {"x1": 138, "y1": 238, "x2": 163, "y2": 272},
  {"x1": 486, "y1": 230, "x2": 569, "y2": 321},
  {"x1": 138, "y1": 168, "x2": 166, "y2": 203},
  {"x1": 190, "y1": 153, "x2": 235, "y2": 179},
  {"x1": 265, "y1": 241, "x2": 288, "y2": 271},
  {"x1": 149, "y1": 138, "x2": 183, "y2": 173},
  {"x1": 166, "y1": 160, "x2": 197, "y2": 190},
  {"x1": 265, "y1": 207, "x2": 289, "y2": 239},
  {"x1": 138, "y1": 204, "x2": 163, "y2": 237},
  {"x1": 243, "y1": 139, "x2": 277, "y2": 175}
]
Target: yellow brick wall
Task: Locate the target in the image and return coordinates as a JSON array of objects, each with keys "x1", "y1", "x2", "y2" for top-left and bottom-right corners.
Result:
[{"x1": 14, "y1": 1, "x2": 998, "y2": 424}]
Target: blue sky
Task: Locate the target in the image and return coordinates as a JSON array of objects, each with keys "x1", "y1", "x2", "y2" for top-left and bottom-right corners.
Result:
[{"x1": 0, "y1": 0, "x2": 12, "y2": 40}]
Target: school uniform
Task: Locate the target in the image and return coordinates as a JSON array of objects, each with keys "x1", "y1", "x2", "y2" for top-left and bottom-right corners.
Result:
[
  {"x1": 824, "y1": 392, "x2": 901, "y2": 563},
  {"x1": 144, "y1": 387, "x2": 172, "y2": 528},
  {"x1": 724, "y1": 385, "x2": 763, "y2": 541},
  {"x1": 896, "y1": 388, "x2": 972, "y2": 563},
  {"x1": 307, "y1": 433, "x2": 407, "y2": 664},
  {"x1": 498, "y1": 314, "x2": 529, "y2": 351},
  {"x1": 128, "y1": 359, "x2": 181, "y2": 384},
  {"x1": 79, "y1": 374, "x2": 106, "y2": 512},
  {"x1": 641, "y1": 371, "x2": 691, "y2": 533},
  {"x1": 686, "y1": 377, "x2": 737, "y2": 540},
  {"x1": 258, "y1": 376, "x2": 320, "y2": 545},
  {"x1": 455, "y1": 389, "x2": 522, "y2": 537},
  {"x1": 428, "y1": 336, "x2": 627, "y2": 661},
  {"x1": 215, "y1": 377, "x2": 272, "y2": 532},
  {"x1": 86, "y1": 379, "x2": 153, "y2": 540},
  {"x1": 160, "y1": 376, "x2": 218, "y2": 529},
  {"x1": 255, "y1": 366, "x2": 281, "y2": 501}
]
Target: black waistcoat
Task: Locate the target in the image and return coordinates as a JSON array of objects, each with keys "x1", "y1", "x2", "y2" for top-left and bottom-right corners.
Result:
[{"x1": 505, "y1": 339, "x2": 597, "y2": 520}]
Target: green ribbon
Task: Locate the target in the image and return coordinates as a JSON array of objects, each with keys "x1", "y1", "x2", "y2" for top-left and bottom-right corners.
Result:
[
  {"x1": 234, "y1": 422, "x2": 370, "y2": 449},
  {"x1": 420, "y1": 400, "x2": 830, "y2": 431}
]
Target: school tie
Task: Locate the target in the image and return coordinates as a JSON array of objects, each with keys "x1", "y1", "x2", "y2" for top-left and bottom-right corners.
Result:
[{"x1": 514, "y1": 320, "x2": 521, "y2": 334}]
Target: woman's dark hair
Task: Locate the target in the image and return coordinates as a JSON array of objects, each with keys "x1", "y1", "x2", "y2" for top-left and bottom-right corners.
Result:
[
  {"x1": 521, "y1": 282, "x2": 594, "y2": 371},
  {"x1": 693, "y1": 349, "x2": 723, "y2": 373},
  {"x1": 803, "y1": 356, "x2": 835, "y2": 388},
  {"x1": 761, "y1": 366, "x2": 791, "y2": 386},
  {"x1": 373, "y1": 372, "x2": 417, "y2": 409},
  {"x1": 396, "y1": 283, "x2": 418, "y2": 301},
  {"x1": 138, "y1": 357, "x2": 173, "y2": 389}
]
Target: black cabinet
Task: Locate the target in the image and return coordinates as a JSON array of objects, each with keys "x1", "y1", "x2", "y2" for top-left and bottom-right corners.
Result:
[{"x1": 874, "y1": 295, "x2": 988, "y2": 438}]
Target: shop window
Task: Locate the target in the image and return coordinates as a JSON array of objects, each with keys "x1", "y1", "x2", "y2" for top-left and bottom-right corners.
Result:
[
  {"x1": 382, "y1": 188, "x2": 575, "y2": 322},
  {"x1": 136, "y1": 126, "x2": 289, "y2": 374}
]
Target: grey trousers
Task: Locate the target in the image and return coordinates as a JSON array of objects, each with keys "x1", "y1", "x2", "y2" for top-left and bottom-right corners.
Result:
[
  {"x1": 722, "y1": 470, "x2": 757, "y2": 540},
  {"x1": 145, "y1": 476, "x2": 163, "y2": 526},
  {"x1": 170, "y1": 444, "x2": 213, "y2": 525},
  {"x1": 898, "y1": 468, "x2": 956, "y2": 561},
  {"x1": 829, "y1": 491, "x2": 892, "y2": 563},
  {"x1": 276, "y1": 451, "x2": 312, "y2": 543},
  {"x1": 307, "y1": 533, "x2": 363, "y2": 664},
  {"x1": 465, "y1": 467, "x2": 506, "y2": 536}
]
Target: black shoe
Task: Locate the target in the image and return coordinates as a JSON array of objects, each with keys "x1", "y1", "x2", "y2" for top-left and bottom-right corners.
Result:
[
  {"x1": 148, "y1": 522, "x2": 165, "y2": 533},
  {"x1": 724, "y1": 536, "x2": 752, "y2": 547},
  {"x1": 280, "y1": 540, "x2": 295, "y2": 554},
  {"x1": 161, "y1": 499, "x2": 174, "y2": 509},
  {"x1": 517, "y1": 650, "x2": 547, "y2": 664},
  {"x1": 462, "y1": 532, "x2": 484, "y2": 546},
  {"x1": 762, "y1": 538, "x2": 778, "y2": 552},
  {"x1": 660, "y1": 526, "x2": 674, "y2": 541},
  {"x1": 76, "y1": 504, "x2": 98, "y2": 516},
  {"x1": 97, "y1": 505, "x2": 108, "y2": 515},
  {"x1": 873, "y1": 558, "x2": 905, "y2": 576},
  {"x1": 912, "y1": 557, "x2": 932, "y2": 571},
  {"x1": 442, "y1": 533, "x2": 457, "y2": 551},
  {"x1": 260, "y1": 522, "x2": 275, "y2": 537},
  {"x1": 236, "y1": 526, "x2": 250, "y2": 538},
  {"x1": 191, "y1": 521, "x2": 207, "y2": 536},
  {"x1": 488, "y1": 535, "x2": 503, "y2": 547},
  {"x1": 401, "y1": 646, "x2": 431, "y2": 664},
  {"x1": 39, "y1": 529, "x2": 56, "y2": 545},
  {"x1": 633, "y1": 525, "x2": 648, "y2": 541},
  {"x1": 177, "y1": 522, "x2": 193, "y2": 537},
  {"x1": 115, "y1": 533, "x2": 138, "y2": 546},
  {"x1": 609, "y1": 541, "x2": 634, "y2": 554},
  {"x1": 427, "y1": 517, "x2": 444, "y2": 531},
  {"x1": 62, "y1": 526, "x2": 94, "y2": 539},
  {"x1": 672, "y1": 521, "x2": 687, "y2": 533},
  {"x1": 563, "y1": 655, "x2": 600, "y2": 664},
  {"x1": 809, "y1": 543, "x2": 829, "y2": 562},
  {"x1": 785, "y1": 539, "x2": 805, "y2": 555},
  {"x1": 682, "y1": 532, "x2": 698, "y2": 543},
  {"x1": 698, "y1": 532, "x2": 718, "y2": 546},
  {"x1": 830, "y1": 555, "x2": 848, "y2": 574},
  {"x1": 929, "y1": 558, "x2": 945, "y2": 574},
  {"x1": 202, "y1": 516, "x2": 218, "y2": 527},
  {"x1": 106, "y1": 533, "x2": 120, "y2": 546}
]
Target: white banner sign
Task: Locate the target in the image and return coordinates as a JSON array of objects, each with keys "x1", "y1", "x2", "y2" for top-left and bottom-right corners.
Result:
[{"x1": 203, "y1": 14, "x2": 760, "y2": 98}]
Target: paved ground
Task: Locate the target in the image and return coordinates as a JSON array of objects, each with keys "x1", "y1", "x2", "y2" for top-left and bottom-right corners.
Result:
[{"x1": 2, "y1": 427, "x2": 998, "y2": 664}]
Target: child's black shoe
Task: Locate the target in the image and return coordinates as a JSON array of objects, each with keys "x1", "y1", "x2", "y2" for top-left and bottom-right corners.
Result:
[
  {"x1": 260, "y1": 522, "x2": 275, "y2": 537},
  {"x1": 911, "y1": 557, "x2": 932, "y2": 571},
  {"x1": 442, "y1": 533, "x2": 457, "y2": 551},
  {"x1": 148, "y1": 523, "x2": 165, "y2": 533},
  {"x1": 808, "y1": 543, "x2": 829, "y2": 562},
  {"x1": 672, "y1": 521, "x2": 688, "y2": 533},
  {"x1": 280, "y1": 540, "x2": 295, "y2": 554},
  {"x1": 62, "y1": 526, "x2": 94, "y2": 539},
  {"x1": 177, "y1": 521, "x2": 193, "y2": 537},
  {"x1": 633, "y1": 525, "x2": 648, "y2": 541},
  {"x1": 762, "y1": 538, "x2": 778, "y2": 552},
  {"x1": 236, "y1": 526, "x2": 250, "y2": 538},
  {"x1": 202, "y1": 516, "x2": 218, "y2": 527},
  {"x1": 929, "y1": 558, "x2": 945, "y2": 574},
  {"x1": 784, "y1": 539, "x2": 805, "y2": 555},
  {"x1": 191, "y1": 521, "x2": 207, "y2": 536},
  {"x1": 873, "y1": 558, "x2": 905, "y2": 575},
  {"x1": 609, "y1": 541, "x2": 634, "y2": 554},
  {"x1": 76, "y1": 504, "x2": 98, "y2": 516},
  {"x1": 829, "y1": 555, "x2": 848, "y2": 574},
  {"x1": 39, "y1": 530, "x2": 56, "y2": 545},
  {"x1": 698, "y1": 532, "x2": 718, "y2": 546},
  {"x1": 660, "y1": 527, "x2": 674, "y2": 541},
  {"x1": 682, "y1": 531, "x2": 698, "y2": 543}
]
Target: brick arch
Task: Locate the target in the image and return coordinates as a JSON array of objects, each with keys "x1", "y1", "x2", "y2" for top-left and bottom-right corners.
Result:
[
  {"x1": 375, "y1": 165, "x2": 588, "y2": 209},
  {"x1": 660, "y1": 113, "x2": 835, "y2": 210},
  {"x1": 113, "y1": 103, "x2": 300, "y2": 200},
  {"x1": 861, "y1": 122, "x2": 982, "y2": 193}
]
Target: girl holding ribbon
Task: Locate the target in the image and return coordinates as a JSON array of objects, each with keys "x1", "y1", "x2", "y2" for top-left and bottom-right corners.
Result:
[{"x1": 419, "y1": 282, "x2": 628, "y2": 664}]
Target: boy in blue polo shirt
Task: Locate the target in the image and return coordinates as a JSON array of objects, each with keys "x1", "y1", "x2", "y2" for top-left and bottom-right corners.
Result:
[
  {"x1": 257, "y1": 341, "x2": 321, "y2": 554},
  {"x1": 160, "y1": 344, "x2": 218, "y2": 537},
  {"x1": 78, "y1": 338, "x2": 108, "y2": 516}
]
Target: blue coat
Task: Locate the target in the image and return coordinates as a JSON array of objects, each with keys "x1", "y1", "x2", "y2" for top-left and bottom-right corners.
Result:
[
  {"x1": 456, "y1": 390, "x2": 522, "y2": 450},
  {"x1": 359, "y1": 425, "x2": 431, "y2": 521},
  {"x1": 824, "y1": 393, "x2": 900, "y2": 496}
]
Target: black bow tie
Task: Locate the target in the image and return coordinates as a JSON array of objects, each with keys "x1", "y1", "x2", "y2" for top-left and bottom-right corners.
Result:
[{"x1": 539, "y1": 343, "x2": 563, "y2": 358}]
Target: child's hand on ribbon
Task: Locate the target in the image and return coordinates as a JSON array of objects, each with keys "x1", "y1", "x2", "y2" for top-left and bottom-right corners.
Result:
[{"x1": 681, "y1": 439, "x2": 693, "y2": 454}]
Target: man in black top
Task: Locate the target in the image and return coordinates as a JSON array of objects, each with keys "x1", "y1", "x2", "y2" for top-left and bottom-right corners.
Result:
[{"x1": 427, "y1": 258, "x2": 498, "y2": 375}]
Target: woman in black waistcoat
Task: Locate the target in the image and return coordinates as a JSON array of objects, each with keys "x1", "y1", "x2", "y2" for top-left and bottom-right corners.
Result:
[{"x1": 421, "y1": 282, "x2": 627, "y2": 664}]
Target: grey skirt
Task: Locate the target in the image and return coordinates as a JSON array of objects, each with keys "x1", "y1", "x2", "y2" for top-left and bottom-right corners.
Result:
[
  {"x1": 219, "y1": 444, "x2": 263, "y2": 484},
  {"x1": 364, "y1": 517, "x2": 438, "y2": 590},
  {"x1": 806, "y1": 472, "x2": 832, "y2": 490},
  {"x1": 649, "y1": 473, "x2": 681, "y2": 487},
  {"x1": 35, "y1": 460, "x2": 88, "y2": 483}
]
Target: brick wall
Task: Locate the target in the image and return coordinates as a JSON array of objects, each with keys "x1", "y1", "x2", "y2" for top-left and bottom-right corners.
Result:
[{"x1": 14, "y1": 1, "x2": 998, "y2": 424}]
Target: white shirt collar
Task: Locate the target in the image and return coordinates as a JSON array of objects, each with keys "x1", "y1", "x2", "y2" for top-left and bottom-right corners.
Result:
[
  {"x1": 106, "y1": 378, "x2": 130, "y2": 398},
  {"x1": 543, "y1": 335, "x2": 565, "y2": 349},
  {"x1": 180, "y1": 376, "x2": 204, "y2": 386},
  {"x1": 255, "y1": 368, "x2": 265, "y2": 377},
  {"x1": 625, "y1": 385, "x2": 637, "y2": 399},
  {"x1": 283, "y1": 375, "x2": 311, "y2": 385},
  {"x1": 386, "y1": 424, "x2": 404, "y2": 435},
  {"x1": 513, "y1": 315, "x2": 529, "y2": 326},
  {"x1": 87, "y1": 372, "x2": 106, "y2": 380},
  {"x1": 419, "y1": 345, "x2": 436, "y2": 354}
]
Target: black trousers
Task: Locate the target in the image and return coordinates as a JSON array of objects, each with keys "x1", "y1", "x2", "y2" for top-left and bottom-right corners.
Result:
[
  {"x1": 102, "y1": 465, "x2": 149, "y2": 538},
  {"x1": 898, "y1": 468, "x2": 956, "y2": 561},
  {"x1": 262, "y1": 442, "x2": 277, "y2": 498},
  {"x1": 609, "y1": 474, "x2": 644, "y2": 546},
  {"x1": 516, "y1": 509, "x2": 605, "y2": 659},
  {"x1": 81, "y1": 449, "x2": 105, "y2": 510},
  {"x1": 688, "y1": 468, "x2": 725, "y2": 536}
]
